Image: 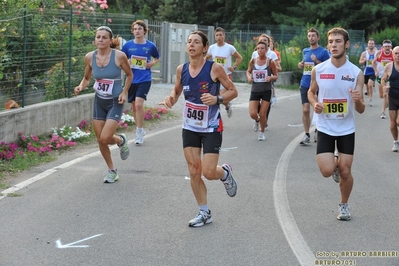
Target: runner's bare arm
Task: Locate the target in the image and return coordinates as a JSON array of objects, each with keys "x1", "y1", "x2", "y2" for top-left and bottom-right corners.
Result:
[{"x1": 159, "y1": 64, "x2": 183, "y2": 108}]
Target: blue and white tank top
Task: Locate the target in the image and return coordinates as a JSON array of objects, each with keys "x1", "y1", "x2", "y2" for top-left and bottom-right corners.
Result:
[
  {"x1": 363, "y1": 50, "x2": 375, "y2": 76},
  {"x1": 181, "y1": 60, "x2": 223, "y2": 133}
]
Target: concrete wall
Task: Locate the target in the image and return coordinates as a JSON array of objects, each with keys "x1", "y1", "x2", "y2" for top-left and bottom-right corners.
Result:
[
  {"x1": 0, "y1": 71, "x2": 293, "y2": 143},
  {"x1": 232, "y1": 71, "x2": 293, "y2": 86},
  {"x1": 0, "y1": 93, "x2": 95, "y2": 143}
]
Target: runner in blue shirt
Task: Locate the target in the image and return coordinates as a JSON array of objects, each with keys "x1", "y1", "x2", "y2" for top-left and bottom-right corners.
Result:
[
  {"x1": 122, "y1": 20, "x2": 160, "y2": 144},
  {"x1": 298, "y1": 27, "x2": 330, "y2": 145}
]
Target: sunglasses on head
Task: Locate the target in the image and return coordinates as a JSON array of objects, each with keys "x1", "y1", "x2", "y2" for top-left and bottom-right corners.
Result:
[{"x1": 97, "y1": 26, "x2": 113, "y2": 36}]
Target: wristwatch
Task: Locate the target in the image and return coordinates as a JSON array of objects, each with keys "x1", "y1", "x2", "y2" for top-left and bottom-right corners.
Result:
[
  {"x1": 217, "y1": 95, "x2": 223, "y2": 105},
  {"x1": 233, "y1": 65, "x2": 237, "y2": 70}
]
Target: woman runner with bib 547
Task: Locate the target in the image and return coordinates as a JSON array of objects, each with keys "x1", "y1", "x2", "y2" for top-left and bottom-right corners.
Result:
[{"x1": 74, "y1": 26, "x2": 133, "y2": 184}]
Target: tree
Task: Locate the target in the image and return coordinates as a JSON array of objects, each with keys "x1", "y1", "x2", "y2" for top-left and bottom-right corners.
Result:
[
  {"x1": 155, "y1": 0, "x2": 277, "y2": 25},
  {"x1": 272, "y1": 0, "x2": 397, "y2": 35},
  {"x1": 106, "y1": 0, "x2": 159, "y2": 19},
  {"x1": 156, "y1": 0, "x2": 197, "y2": 24}
]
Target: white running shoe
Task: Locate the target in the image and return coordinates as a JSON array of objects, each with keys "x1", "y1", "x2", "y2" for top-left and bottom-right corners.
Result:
[
  {"x1": 300, "y1": 134, "x2": 310, "y2": 145},
  {"x1": 271, "y1": 96, "x2": 277, "y2": 106},
  {"x1": 225, "y1": 103, "x2": 233, "y2": 118},
  {"x1": 103, "y1": 170, "x2": 119, "y2": 183},
  {"x1": 332, "y1": 167, "x2": 340, "y2": 183},
  {"x1": 337, "y1": 203, "x2": 351, "y2": 221},
  {"x1": 392, "y1": 141, "x2": 399, "y2": 152},
  {"x1": 135, "y1": 129, "x2": 145, "y2": 144},
  {"x1": 118, "y1": 134, "x2": 130, "y2": 160},
  {"x1": 253, "y1": 120, "x2": 259, "y2": 132},
  {"x1": 188, "y1": 210, "x2": 212, "y2": 227},
  {"x1": 381, "y1": 112, "x2": 386, "y2": 119},
  {"x1": 258, "y1": 132, "x2": 265, "y2": 141},
  {"x1": 221, "y1": 163, "x2": 237, "y2": 197}
]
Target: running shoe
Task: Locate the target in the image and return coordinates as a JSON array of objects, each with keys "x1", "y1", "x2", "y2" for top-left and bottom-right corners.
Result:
[
  {"x1": 221, "y1": 163, "x2": 237, "y2": 197},
  {"x1": 337, "y1": 203, "x2": 351, "y2": 221},
  {"x1": 104, "y1": 169, "x2": 119, "y2": 183},
  {"x1": 392, "y1": 141, "x2": 399, "y2": 152},
  {"x1": 258, "y1": 132, "x2": 265, "y2": 141},
  {"x1": 332, "y1": 166, "x2": 340, "y2": 183},
  {"x1": 188, "y1": 210, "x2": 212, "y2": 227},
  {"x1": 271, "y1": 96, "x2": 278, "y2": 106},
  {"x1": 300, "y1": 134, "x2": 310, "y2": 145},
  {"x1": 135, "y1": 129, "x2": 145, "y2": 144},
  {"x1": 368, "y1": 99, "x2": 373, "y2": 106},
  {"x1": 118, "y1": 134, "x2": 129, "y2": 160},
  {"x1": 226, "y1": 103, "x2": 233, "y2": 118},
  {"x1": 253, "y1": 120, "x2": 259, "y2": 132},
  {"x1": 380, "y1": 112, "x2": 386, "y2": 119}
]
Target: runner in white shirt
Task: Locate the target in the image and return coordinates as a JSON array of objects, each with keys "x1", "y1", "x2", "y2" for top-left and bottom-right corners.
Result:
[
  {"x1": 206, "y1": 27, "x2": 242, "y2": 118},
  {"x1": 308, "y1": 27, "x2": 365, "y2": 221}
]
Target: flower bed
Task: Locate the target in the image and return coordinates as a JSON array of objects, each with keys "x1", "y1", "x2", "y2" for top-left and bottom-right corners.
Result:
[{"x1": 0, "y1": 107, "x2": 169, "y2": 176}]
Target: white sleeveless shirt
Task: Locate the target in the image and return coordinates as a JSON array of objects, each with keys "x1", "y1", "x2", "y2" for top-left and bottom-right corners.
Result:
[{"x1": 315, "y1": 58, "x2": 361, "y2": 136}]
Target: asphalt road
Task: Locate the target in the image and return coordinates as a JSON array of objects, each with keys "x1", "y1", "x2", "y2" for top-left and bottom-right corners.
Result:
[{"x1": 1, "y1": 83, "x2": 398, "y2": 266}]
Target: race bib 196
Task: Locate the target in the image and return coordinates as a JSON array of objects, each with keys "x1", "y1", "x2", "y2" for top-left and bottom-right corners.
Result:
[
  {"x1": 93, "y1": 78, "x2": 114, "y2": 96},
  {"x1": 183, "y1": 101, "x2": 209, "y2": 128},
  {"x1": 322, "y1": 98, "x2": 348, "y2": 120}
]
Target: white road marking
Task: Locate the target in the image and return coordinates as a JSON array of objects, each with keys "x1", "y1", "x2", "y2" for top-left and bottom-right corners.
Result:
[
  {"x1": 273, "y1": 133, "x2": 316, "y2": 265},
  {"x1": 288, "y1": 123, "x2": 304, "y2": 127},
  {"x1": 220, "y1": 146, "x2": 237, "y2": 151},
  {"x1": 56, "y1": 233, "x2": 103, "y2": 248},
  {"x1": 1, "y1": 96, "x2": 314, "y2": 264}
]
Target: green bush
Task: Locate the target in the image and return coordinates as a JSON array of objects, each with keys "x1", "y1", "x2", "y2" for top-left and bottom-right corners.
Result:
[
  {"x1": 233, "y1": 39, "x2": 255, "y2": 71},
  {"x1": 369, "y1": 27, "x2": 399, "y2": 47}
]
